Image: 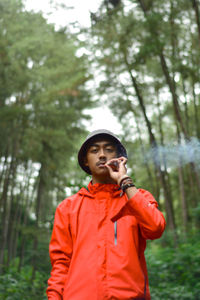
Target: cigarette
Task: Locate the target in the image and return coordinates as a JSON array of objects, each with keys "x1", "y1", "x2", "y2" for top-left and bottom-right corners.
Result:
[{"x1": 108, "y1": 161, "x2": 119, "y2": 167}]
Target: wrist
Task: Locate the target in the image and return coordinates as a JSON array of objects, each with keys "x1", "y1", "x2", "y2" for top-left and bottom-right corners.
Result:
[
  {"x1": 119, "y1": 176, "x2": 136, "y2": 196},
  {"x1": 118, "y1": 174, "x2": 130, "y2": 186}
]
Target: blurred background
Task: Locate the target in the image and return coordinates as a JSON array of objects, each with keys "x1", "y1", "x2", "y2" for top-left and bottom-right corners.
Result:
[{"x1": 0, "y1": 0, "x2": 200, "y2": 299}]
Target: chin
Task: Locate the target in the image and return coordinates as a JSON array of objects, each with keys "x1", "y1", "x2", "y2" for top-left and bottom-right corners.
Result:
[
  {"x1": 99, "y1": 168, "x2": 109, "y2": 174},
  {"x1": 94, "y1": 169, "x2": 109, "y2": 176}
]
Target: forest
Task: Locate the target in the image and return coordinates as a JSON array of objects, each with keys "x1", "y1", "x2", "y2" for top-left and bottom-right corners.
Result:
[{"x1": 0, "y1": 0, "x2": 200, "y2": 299}]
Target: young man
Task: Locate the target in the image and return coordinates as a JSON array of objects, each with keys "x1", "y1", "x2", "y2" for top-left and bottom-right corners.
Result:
[{"x1": 47, "y1": 129, "x2": 166, "y2": 300}]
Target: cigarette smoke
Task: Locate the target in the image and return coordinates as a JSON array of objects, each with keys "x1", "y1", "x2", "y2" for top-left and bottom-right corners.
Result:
[{"x1": 146, "y1": 137, "x2": 200, "y2": 170}]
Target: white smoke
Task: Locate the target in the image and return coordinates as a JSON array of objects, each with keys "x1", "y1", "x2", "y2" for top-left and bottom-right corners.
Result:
[{"x1": 147, "y1": 137, "x2": 200, "y2": 170}]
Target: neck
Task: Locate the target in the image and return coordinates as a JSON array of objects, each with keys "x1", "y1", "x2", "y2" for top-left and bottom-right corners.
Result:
[{"x1": 92, "y1": 175, "x2": 116, "y2": 185}]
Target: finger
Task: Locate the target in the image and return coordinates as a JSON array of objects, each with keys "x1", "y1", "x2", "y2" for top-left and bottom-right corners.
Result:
[
  {"x1": 105, "y1": 164, "x2": 116, "y2": 175},
  {"x1": 106, "y1": 162, "x2": 119, "y2": 172},
  {"x1": 118, "y1": 157, "x2": 127, "y2": 165}
]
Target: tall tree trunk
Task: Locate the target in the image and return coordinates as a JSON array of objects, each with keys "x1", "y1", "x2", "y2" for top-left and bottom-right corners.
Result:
[
  {"x1": 181, "y1": 79, "x2": 190, "y2": 136},
  {"x1": 0, "y1": 147, "x2": 9, "y2": 190},
  {"x1": 0, "y1": 160, "x2": 13, "y2": 273},
  {"x1": 138, "y1": 0, "x2": 200, "y2": 194},
  {"x1": 7, "y1": 194, "x2": 21, "y2": 264},
  {"x1": 156, "y1": 91, "x2": 173, "y2": 207},
  {"x1": 11, "y1": 200, "x2": 23, "y2": 260},
  {"x1": 6, "y1": 156, "x2": 21, "y2": 266},
  {"x1": 0, "y1": 126, "x2": 21, "y2": 272},
  {"x1": 192, "y1": 79, "x2": 200, "y2": 138},
  {"x1": 159, "y1": 53, "x2": 188, "y2": 138},
  {"x1": 134, "y1": 116, "x2": 160, "y2": 200},
  {"x1": 31, "y1": 162, "x2": 46, "y2": 280},
  {"x1": 177, "y1": 125, "x2": 189, "y2": 232},
  {"x1": 191, "y1": 0, "x2": 200, "y2": 46},
  {"x1": 123, "y1": 50, "x2": 176, "y2": 233},
  {"x1": 138, "y1": 0, "x2": 188, "y2": 138},
  {"x1": 18, "y1": 167, "x2": 34, "y2": 272},
  {"x1": 119, "y1": 87, "x2": 159, "y2": 200}
]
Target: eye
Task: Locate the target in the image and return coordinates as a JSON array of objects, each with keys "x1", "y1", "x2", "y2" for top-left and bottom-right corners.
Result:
[
  {"x1": 106, "y1": 147, "x2": 114, "y2": 152},
  {"x1": 91, "y1": 148, "x2": 98, "y2": 153}
]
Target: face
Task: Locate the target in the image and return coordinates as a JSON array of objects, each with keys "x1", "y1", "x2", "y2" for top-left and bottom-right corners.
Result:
[{"x1": 84, "y1": 139, "x2": 117, "y2": 183}]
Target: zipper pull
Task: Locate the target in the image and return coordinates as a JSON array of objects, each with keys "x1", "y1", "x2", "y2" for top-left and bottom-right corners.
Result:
[{"x1": 114, "y1": 221, "x2": 117, "y2": 245}]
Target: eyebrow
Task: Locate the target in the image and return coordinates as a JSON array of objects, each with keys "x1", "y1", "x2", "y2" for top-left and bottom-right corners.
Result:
[{"x1": 89, "y1": 142, "x2": 115, "y2": 148}]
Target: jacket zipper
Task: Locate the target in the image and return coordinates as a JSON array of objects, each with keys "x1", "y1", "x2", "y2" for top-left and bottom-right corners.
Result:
[{"x1": 114, "y1": 221, "x2": 117, "y2": 245}]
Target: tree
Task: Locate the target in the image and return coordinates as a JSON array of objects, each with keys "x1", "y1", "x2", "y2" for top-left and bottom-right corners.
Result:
[
  {"x1": 88, "y1": 0, "x2": 200, "y2": 233},
  {"x1": 0, "y1": 0, "x2": 93, "y2": 274}
]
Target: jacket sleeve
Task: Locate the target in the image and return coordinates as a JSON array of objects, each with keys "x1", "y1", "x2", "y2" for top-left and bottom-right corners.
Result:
[
  {"x1": 111, "y1": 189, "x2": 166, "y2": 240},
  {"x1": 47, "y1": 200, "x2": 73, "y2": 300}
]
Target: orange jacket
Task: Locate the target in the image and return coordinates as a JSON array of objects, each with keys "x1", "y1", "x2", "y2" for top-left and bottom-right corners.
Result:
[{"x1": 47, "y1": 182, "x2": 166, "y2": 300}]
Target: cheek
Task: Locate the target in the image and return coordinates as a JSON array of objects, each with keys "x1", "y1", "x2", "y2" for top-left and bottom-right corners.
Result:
[
  {"x1": 85, "y1": 154, "x2": 95, "y2": 167},
  {"x1": 84, "y1": 155, "x2": 89, "y2": 166},
  {"x1": 110, "y1": 152, "x2": 117, "y2": 158}
]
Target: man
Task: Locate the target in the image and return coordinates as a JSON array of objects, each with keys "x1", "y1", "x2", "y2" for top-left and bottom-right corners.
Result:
[{"x1": 47, "y1": 129, "x2": 166, "y2": 300}]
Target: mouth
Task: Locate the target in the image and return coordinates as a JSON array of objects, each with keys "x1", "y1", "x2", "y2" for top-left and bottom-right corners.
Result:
[{"x1": 97, "y1": 161, "x2": 107, "y2": 167}]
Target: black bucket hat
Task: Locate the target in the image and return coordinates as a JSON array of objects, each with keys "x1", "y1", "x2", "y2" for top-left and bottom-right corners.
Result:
[{"x1": 78, "y1": 129, "x2": 127, "y2": 174}]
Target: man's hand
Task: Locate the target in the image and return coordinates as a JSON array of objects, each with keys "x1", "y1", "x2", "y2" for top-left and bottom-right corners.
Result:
[{"x1": 105, "y1": 157, "x2": 127, "y2": 185}]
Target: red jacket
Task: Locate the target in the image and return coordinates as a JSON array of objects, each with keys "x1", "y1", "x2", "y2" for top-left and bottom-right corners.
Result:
[{"x1": 47, "y1": 182, "x2": 166, "y2": 300}]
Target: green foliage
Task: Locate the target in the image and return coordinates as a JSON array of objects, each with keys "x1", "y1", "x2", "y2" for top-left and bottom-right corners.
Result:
[
  {"x1": 89, "y1": 0, "x2": 200, "y2": 232},
  {"x1": 0, "y1": 0, "x2": 93, "y2": 276},
  {"x1": 146, "y1": 231, "x2": 200, "y2": 299},
  {"x1": 0, "y1": 262, "x2": 48, "y2": 300},
  {"x1": 191, "y1": 204, "x2": 200, "y2": 227}
]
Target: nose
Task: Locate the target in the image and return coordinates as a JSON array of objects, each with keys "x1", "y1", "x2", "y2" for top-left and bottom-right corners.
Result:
[{"x1": 98, "y1": 148, "x2": 106, "y2": 159}]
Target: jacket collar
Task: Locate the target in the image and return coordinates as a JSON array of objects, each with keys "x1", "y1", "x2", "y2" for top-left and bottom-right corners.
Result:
[{"x1": 86, "y1": 180, "x2": 121, "y2": 195}]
